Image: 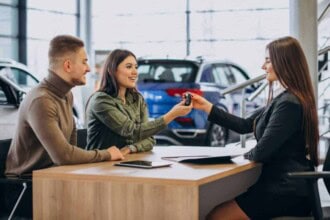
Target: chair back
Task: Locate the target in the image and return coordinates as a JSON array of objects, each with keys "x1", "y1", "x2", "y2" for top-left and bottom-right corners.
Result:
[
  {"x1": 159, "y1": 69, "x2": 175, "y2": 82},
  {"x1": 77, "y1": 129, "x2": 87, "y2": 149},
  {"x1": 323, "y1": 144, "x2": 330, "y2": 193},
  {"x1": 0, "y1": 139, "x2": 12, "y2": 177}
]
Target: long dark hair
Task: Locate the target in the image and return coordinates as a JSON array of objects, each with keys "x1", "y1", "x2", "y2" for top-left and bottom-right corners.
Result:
[
  {"x1": 267, "y1": 36, "x2": 319, "y2": 166},
  {"x1": 98, "y1": 49, "x2": 139, "y2": 101}
]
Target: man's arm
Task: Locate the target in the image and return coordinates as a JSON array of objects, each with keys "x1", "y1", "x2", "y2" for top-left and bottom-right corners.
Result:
[
  {"x1": 69, "y1": 117, "x2": 77, "y2": 146},
  {"x1": 28, "y1": 97, "x2": 110, "y2": 165}
]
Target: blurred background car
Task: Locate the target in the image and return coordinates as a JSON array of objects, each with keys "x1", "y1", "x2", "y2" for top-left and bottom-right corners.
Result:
[
  {"x1": 137, "y1": 57, "x2": 263, "y2": 146},
  {"x1": 0, "y1": 58, "x2": 82, "y2": 139}
]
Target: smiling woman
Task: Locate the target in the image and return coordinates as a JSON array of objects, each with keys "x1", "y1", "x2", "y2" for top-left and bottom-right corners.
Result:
[{"x1": 85, "y1": 49, "x2": 192, "y2": 155}]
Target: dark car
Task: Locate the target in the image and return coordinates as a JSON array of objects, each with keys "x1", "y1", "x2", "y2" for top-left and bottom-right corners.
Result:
[{"x1": 137, "y1": 57, "x2": 262, "y2": 146}]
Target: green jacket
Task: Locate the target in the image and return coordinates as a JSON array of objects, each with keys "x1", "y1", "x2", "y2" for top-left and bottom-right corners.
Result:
[{"x1": 86, "y1": 91, "x2": 166, "y2": 151}]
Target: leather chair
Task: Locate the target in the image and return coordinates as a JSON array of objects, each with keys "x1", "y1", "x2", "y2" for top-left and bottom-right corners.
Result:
[
  {"x1": 77, "y1": 128, "x2": 87, "y2": 149},
  {"x1": 273, "y1": 145, "x2": 330, "y2": 220},
  {"x1": 0, "y1": 139, "x2": 32, "y2": 220},
  {"x1": 159, "y1": 69, "x2": 175, "y2": 82}
]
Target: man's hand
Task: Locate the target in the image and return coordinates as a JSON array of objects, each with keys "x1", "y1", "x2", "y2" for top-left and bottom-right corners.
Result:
[{"x1": 107, "y1": 146, "x2": 124, "y2": 160}]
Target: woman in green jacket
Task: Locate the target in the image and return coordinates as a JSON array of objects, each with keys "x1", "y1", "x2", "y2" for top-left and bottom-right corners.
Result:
[{"x1": 86, "y1": 49, "x2": 192, "y2": 154}]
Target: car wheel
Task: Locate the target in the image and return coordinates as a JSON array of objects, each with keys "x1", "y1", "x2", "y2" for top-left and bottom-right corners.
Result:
[{"x1": 206, "y1": 123, "x2": 227, "y2": 147}]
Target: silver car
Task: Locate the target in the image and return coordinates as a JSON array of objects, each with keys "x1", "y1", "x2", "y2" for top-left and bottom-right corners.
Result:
[
  {"x1": 0, "y1": 59, "x2": 39, "y2": 139},
  {"x1": 0, "y1": 58, "x2": 82, "y2": 139}
]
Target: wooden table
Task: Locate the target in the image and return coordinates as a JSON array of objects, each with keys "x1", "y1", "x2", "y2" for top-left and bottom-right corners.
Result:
[{"x1": 33, "y1": 146, "x2": 262, "y2": 220}]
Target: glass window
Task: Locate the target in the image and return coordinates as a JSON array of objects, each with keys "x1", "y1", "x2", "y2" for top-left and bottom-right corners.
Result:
[
  {"x1": 27, "y1": 39, "x2": 49, "y2": 79},
  {"x1": 93, "y1": 0, "x2": 186, "y2": 58},
  {"x1": 190, "y1": 10, "x2": 288, "y2": 40},
  {"x1": 190, "y1": 0, "x2": 288, "y2": 11},
  {"x1": 28, "y1": 0, "x2": 76, "y2": 14},
  {"x1": 138, "y1": 62, "x2": 197, "y2": 83},
  {"x1": 0, "y1": 77, "x2": 14, "y2": 105},
  {"x1": 212, "y1": 65, "x2": 230, "y2": 87},
  {"x1": 93, "y1": 0, "x2": 290, "y2": 79},
  {"x1": 28, "y1": 10, "x2": 76, "y2": 39},
  {"x1": 94, "y1": 0, "x2": 185, "y2": 16},
  {"x1": 0, "y1": 37, "x2": 18, "y2": 59},
  {"x1": 0, "y1": 6, "x2": 18, "y2": 36},
  {"x1": 0, "y1": 82, "x2": 8, "y2": 104},
  {"x1": 229, "y1": 65, "x2": 249, "y2": 85},
  {"x1": 0, "y1": 0, "x2": 18, "y2": 5},
  {"x1": 200, "y1": 64, "x2": 230, "y2": 86},
  {"x1": 200, "y1": 65, "x2": 215, "y2": 83},
  {"x1": 26, "y1": 6, "x2": 77, "y2": 78},
  {"x1": 318, "y1": 6, "x2": 330, "y2": 49},
  {"x1": 191, "y1": 40, "x2": 267, "y2": 79}
]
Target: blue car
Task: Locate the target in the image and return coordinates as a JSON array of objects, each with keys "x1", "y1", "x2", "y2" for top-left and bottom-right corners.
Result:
[{"x1": 137, "y1": 58, "x2": 262, "y2": 146}]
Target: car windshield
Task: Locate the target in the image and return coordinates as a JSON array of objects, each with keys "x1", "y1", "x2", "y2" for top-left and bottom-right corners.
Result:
[{"x1": 138, "y1": 61, "x2": 198, "y2": 83}]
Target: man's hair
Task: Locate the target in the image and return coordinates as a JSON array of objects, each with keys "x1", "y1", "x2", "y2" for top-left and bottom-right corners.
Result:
[{"x1": 48, "y1": 35, "x2": 84, "y2": 69}]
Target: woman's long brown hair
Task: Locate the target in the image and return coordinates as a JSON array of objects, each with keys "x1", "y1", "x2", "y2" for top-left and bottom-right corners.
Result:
[{"x1": 267, "y1": 36, "x2": 319, "y2": 166}]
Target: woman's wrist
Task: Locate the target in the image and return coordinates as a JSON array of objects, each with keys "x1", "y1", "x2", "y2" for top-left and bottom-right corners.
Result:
[
  {"x1": 204, "y1": 103, "x2": 213, "y2": 115},
  {"x1": 120, "y1": 146, "x2": 133, "y2": 155},
  {"x1": 128, "y1": 145, "x2": 137, "y2": 153},
  {"x1": 163, "y1": 111, "x2": 175, "y2": 125}
]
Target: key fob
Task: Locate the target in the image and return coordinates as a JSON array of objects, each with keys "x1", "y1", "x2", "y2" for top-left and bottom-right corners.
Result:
[{"x1": 184, "y1": 93, "x2": 191, "y2": 106}]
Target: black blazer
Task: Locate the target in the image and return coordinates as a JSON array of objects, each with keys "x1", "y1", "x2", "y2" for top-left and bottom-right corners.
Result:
[{"x1": 208, "y1": 91, "x2": 313, "y2": 196}]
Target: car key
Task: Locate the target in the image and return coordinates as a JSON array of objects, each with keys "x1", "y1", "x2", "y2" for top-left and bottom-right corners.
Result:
[{"x1": 184, "y1": 93, "x2": 191, "y2": 106}]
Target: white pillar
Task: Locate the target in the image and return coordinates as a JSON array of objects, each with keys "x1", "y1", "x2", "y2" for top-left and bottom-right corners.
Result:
[
  {"x1": 78, "y1": 0, "x2": 92, "y2": 57},
  {"x1": 77, "y1": 0, "x2": 93, "y2": 126},
  {"x1": 289, "y1": 0, "x2": 318, "y2": 99}
]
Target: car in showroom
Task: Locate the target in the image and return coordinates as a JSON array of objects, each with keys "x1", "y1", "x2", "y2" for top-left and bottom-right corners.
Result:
[
  {"x1": 137, "y1": 57, "x2": 263, "y2": 146},
  {"x1": 0, "y1": 58, "x2": 82, "y2": 139}
]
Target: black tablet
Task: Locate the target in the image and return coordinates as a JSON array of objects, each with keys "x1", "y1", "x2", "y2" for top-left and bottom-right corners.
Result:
[{"x1": 114, "y1": 160, "x2": 172, "y2": 169}]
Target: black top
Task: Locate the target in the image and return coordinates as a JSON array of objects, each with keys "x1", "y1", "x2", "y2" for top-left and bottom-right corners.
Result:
[{"x1": 208, "y1": 91, "x2": 313, "y2": 196}]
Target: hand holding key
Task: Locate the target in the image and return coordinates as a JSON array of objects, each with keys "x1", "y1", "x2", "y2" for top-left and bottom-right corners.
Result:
[
  {"x1": 184, "y1": 93, "x2": 192, "y2": 106},
  {"x1": 162, "y1": 94, "x2": 193, "y2": 124}
]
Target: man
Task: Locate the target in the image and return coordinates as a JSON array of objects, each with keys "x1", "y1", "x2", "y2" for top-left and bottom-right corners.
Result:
[
  {"x1": 3, "y1": 35, "x2": 124, "y2": 218},
  {"x1": 6, "y1": 35, "x2": 124, "y2": 177}
]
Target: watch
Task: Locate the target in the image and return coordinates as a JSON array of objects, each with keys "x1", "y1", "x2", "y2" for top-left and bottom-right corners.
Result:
[{"x1": 128, "y1": 145, "x2": 137, "y2": 153}]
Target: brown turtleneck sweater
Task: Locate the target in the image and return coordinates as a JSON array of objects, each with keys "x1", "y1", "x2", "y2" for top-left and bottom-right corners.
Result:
[{"x1": 5, "y1": 70, "x2": 110, "y2": 176}]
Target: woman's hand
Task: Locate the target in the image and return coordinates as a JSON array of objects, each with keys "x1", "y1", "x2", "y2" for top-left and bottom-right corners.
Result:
[
  {"x1": 190, "y1": 92, "x2": 213, "y2": 114},
  {"x1": 171, "y1": 100, "x2": 193, "y2": 117},
  {"x1": 107, "y1": 146, "x2": 125, "y2": 160},
  {"x1": 163, "y1": 100, "x2": 192, "y2": 124}
]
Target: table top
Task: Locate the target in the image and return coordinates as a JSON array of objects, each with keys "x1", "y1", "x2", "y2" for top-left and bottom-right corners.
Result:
[{"x1": 33, "y1": 146, "x2": 260, "y2": 186}]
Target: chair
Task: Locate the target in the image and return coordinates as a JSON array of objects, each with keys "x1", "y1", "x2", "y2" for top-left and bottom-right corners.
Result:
[
  {"x1": 273, "y1": 145, "x2": 330, "y2": 220},
  {"x1": 0, "y1": 139, "x2": 32, "y2": 220},
  {"x1": 77, "y1": 128, "x2": 87, "y2": 149},
  {"x1": 159, "y1": 69, "x2": 175, "y2": 82}
]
